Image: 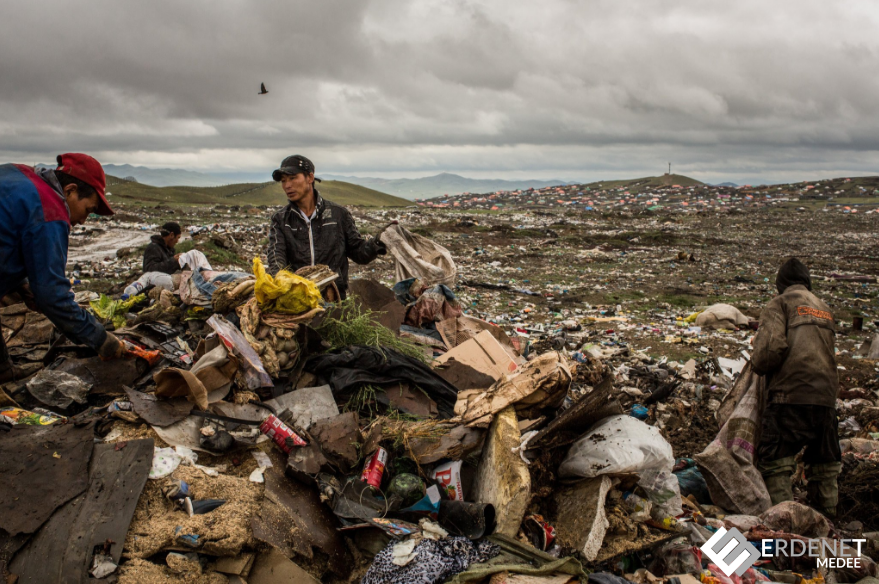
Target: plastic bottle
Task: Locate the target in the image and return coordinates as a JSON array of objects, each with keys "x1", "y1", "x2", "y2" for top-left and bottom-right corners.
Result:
[{"x1": 123, "y1": 281, "x2": 145, "y2": 297}]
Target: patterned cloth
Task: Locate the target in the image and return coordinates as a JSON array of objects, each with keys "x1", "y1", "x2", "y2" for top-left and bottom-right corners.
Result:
[{"x1": 362, "y1": 537, "x2": 499, "y2": 584}]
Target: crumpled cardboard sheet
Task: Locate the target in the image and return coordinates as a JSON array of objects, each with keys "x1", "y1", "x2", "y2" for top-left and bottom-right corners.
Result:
[
  {"x1": 154, "y1": 344, "x2": 238, "y2": 410},
  {"x1": 452, "y1": 352, "x2": 572, "y2": 427},
  {"x1": 435, "y1": 330, "x2": 520, "y2": 386}
]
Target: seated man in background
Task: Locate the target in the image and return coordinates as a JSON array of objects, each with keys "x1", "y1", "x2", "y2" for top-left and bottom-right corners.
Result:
[
  {"x1": 0, "y1": 153, "x2": 124, "y2": 382},
  {"x1": 265, "y1": 154, "x2": 386, "y2": 299},
  {"x1": 143, "y1": 222, "x2": 183, "y2": 274}
]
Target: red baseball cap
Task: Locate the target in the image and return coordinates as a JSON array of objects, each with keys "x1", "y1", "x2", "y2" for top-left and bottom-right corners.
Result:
[{"x1": 56, "y1": 153, "x2": 114, "y2": 216}]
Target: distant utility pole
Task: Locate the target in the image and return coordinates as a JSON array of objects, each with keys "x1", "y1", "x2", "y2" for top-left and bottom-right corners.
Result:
[{"x1": 668, "y1": 162, "x2": 671, "y2": 175}]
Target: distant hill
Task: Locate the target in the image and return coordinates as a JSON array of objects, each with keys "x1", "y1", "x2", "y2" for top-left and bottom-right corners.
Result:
[
  {"x1": 572, "y1": 174, "x2": 704, "y2": 193},
  {"x1": 105, "y1": 177, "x2": 411, "y2": 207},
  {"x1": 102, "y1": 164, "x2": 223, "y2": 187},
  {"x1": 320, "y1": 172, "x2": 571, "y2": 200},
  {"x1": 714, "y1": 182, "x2": 739, "y2": 187}
]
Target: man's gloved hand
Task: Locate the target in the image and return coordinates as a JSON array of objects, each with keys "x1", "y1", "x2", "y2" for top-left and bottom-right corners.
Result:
[
  {"x1": 16, "y1": 283, "x2": 38, "y2": 312},
  {"x1": 98, "y1": 333, "x2": 126, "y2": 361},
  {"x1": 371, "y1": 220, "x2": 397, "y2": 256}
]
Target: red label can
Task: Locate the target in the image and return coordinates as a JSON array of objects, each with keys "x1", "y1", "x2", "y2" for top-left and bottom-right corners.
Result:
[
  {"x1": 259, "y1": 415, "x2": 306, "y2": 453},
  {"x1": 360, "y1": 447, "x2": 388, "y2": 488}
]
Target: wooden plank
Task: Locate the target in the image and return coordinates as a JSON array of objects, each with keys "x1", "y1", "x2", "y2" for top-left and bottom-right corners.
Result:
[{"x1": 0, "y1": 423, "x2": 94, "y2": 536}]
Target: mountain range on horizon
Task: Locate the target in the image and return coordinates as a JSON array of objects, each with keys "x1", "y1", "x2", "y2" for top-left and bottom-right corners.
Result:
[
  {"x1": 318, "y1": 172, "x2": 573, "y2": 199},
  {"x1": 20, "y1": 163, "x2": 807, "y2": 197}
]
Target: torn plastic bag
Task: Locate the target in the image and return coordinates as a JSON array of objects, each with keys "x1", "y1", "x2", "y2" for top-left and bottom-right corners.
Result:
[
  {"x1": 379, "y1": 223, "x2": 457, "y2": 287},
  {"x1": 253, "y1": 257, "x2": 322, "y2": 314},
  {"x1": 305, "y1": 346, "x2": 459, "y2": 419},
  {"x1": 26, "y1": 370, "x2": 91, "y2": 409},
  {"x1": 559, "y1": 414, "x2": 683, "y2": 518},
  {"x1": 206, "y1": 314, "x2": 273, "y2": 389}
]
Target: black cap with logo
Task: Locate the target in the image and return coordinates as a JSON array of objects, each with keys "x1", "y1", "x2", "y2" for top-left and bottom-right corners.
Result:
[{"x1": 272, "y1": 154, "x2": 322, "y2": 182}]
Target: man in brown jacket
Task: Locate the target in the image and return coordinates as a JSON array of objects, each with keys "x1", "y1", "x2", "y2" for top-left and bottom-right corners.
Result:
[{"x1": 752, "y1": 258, "x2": 841, "y2": 517}]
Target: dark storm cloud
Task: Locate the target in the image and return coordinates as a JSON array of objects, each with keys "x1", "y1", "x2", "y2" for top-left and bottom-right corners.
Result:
[{"x1": 1, "y1": 0, "x2": 878, "y2": 182}]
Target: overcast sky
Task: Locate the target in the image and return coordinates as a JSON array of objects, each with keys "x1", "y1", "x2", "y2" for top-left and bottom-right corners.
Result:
[{"x1": 2, "y1": 0, "x2": 878, "y2": 184}]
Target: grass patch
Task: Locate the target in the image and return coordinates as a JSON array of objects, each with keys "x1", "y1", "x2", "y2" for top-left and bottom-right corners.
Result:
[
  {"x1": 605, "y1": 290, "x2": 646, "y2": 303},
  {"x1": 513, "y1": 228, "x2": 545, "y2": 238},
  {"x1": 316, "y1": 297, "x2": 428, "y2": 362},
  {"x1": 658, "y1": 293, "x2": 700, "y2": 308},
  {"x1": 345, "y1": 385, "x2": 382, "y2": 418}
]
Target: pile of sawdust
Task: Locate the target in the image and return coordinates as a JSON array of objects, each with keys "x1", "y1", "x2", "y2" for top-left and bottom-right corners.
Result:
[
  {"x1": 117, "y1": 558, "x2": 227, "y2": 584},
  {"x1": 107, "y1": 421, "x2": 170, "y2": 445},
  {"x1": 124, "y1": 465, "x2": 263, "y2": 558}
]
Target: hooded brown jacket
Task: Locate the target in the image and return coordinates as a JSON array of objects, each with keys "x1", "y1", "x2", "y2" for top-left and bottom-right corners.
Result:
[{"x1": 751, "y1": 284, "x2": 838, "y2": 407}]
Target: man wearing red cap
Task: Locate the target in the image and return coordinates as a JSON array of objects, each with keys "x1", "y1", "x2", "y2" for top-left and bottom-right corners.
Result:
[{"x1": 0, "y1": 153, "x2": 125, "y2": 382}]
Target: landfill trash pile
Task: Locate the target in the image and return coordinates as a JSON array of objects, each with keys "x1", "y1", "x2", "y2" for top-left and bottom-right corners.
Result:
[{"x1": 1, "y1": 199, "x2": 879, "y2": 584}]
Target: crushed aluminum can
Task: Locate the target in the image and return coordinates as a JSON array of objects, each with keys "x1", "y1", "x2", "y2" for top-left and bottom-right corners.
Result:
[
  {"x1": 259, "y1": 414, "x2": 306, "y2": 454},
  {"x1": 360, "y1": 447, "x2": 388, "y2": 489}
]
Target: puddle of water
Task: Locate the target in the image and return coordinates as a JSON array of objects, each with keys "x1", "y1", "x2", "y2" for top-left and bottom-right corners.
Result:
[{"x1": 68, "y1": 228, "x2": 153, "y2": 264}]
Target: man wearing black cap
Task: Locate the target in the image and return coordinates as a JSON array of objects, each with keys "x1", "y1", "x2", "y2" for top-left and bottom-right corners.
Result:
[
  {"x1": 752, "y1": 257, "x2": 841, "y2": 517},
  {"x1": 266, "y1": 155, "x2": 386, "y2": 298}
]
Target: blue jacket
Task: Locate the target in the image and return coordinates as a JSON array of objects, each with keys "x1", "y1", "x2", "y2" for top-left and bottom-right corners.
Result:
[{"x1": 0, "y1": 163, "x2": 107, "y2": 350}]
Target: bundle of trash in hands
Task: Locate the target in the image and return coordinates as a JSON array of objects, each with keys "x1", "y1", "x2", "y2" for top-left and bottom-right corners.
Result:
[{"x1": 2, "y1": 224, "x2": 878, "y2": 584}]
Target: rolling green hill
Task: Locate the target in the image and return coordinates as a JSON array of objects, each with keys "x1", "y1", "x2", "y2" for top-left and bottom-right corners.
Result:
[{"x1": 104, "y1": 177, "x2": 411, "y2": 207}]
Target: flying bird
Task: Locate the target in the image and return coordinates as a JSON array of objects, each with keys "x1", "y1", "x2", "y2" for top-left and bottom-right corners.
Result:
[{"x1": 258, "y1": 82, "x2": 268, "y2": 95}]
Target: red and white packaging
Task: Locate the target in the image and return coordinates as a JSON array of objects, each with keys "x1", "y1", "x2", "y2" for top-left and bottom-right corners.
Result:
[
  {"x1": 360, "y1": 447, "x2": 388, "y2": 488},
  {"x1": 431, "y1": 460, "x2": 464, "y2": 501},
  {"x1": 259, "y1": 414, "x2": 306, "y2": 454}
]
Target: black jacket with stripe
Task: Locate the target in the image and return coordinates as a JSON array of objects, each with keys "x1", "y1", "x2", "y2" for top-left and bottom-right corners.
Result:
[{"x1": 265, "y1": 191, "x2": 384, "y2": 298}]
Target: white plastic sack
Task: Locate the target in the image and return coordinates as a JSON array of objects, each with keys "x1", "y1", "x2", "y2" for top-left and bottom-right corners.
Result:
[
  {"x1": 559, "y1": 415, "x2": 673, "y2": 478},
  {"x1": 559, "y1": 415, "x2": 683, "y2": 517},
  {"x1": 379, "y1": 224, "x2": 456, "y2": 286},
  {"x1": 695, "y1": 303, "x2": 749, "y2": 330},
  {"x1": 178, "y1": 249, "x2": 213, "y2": 271}
]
